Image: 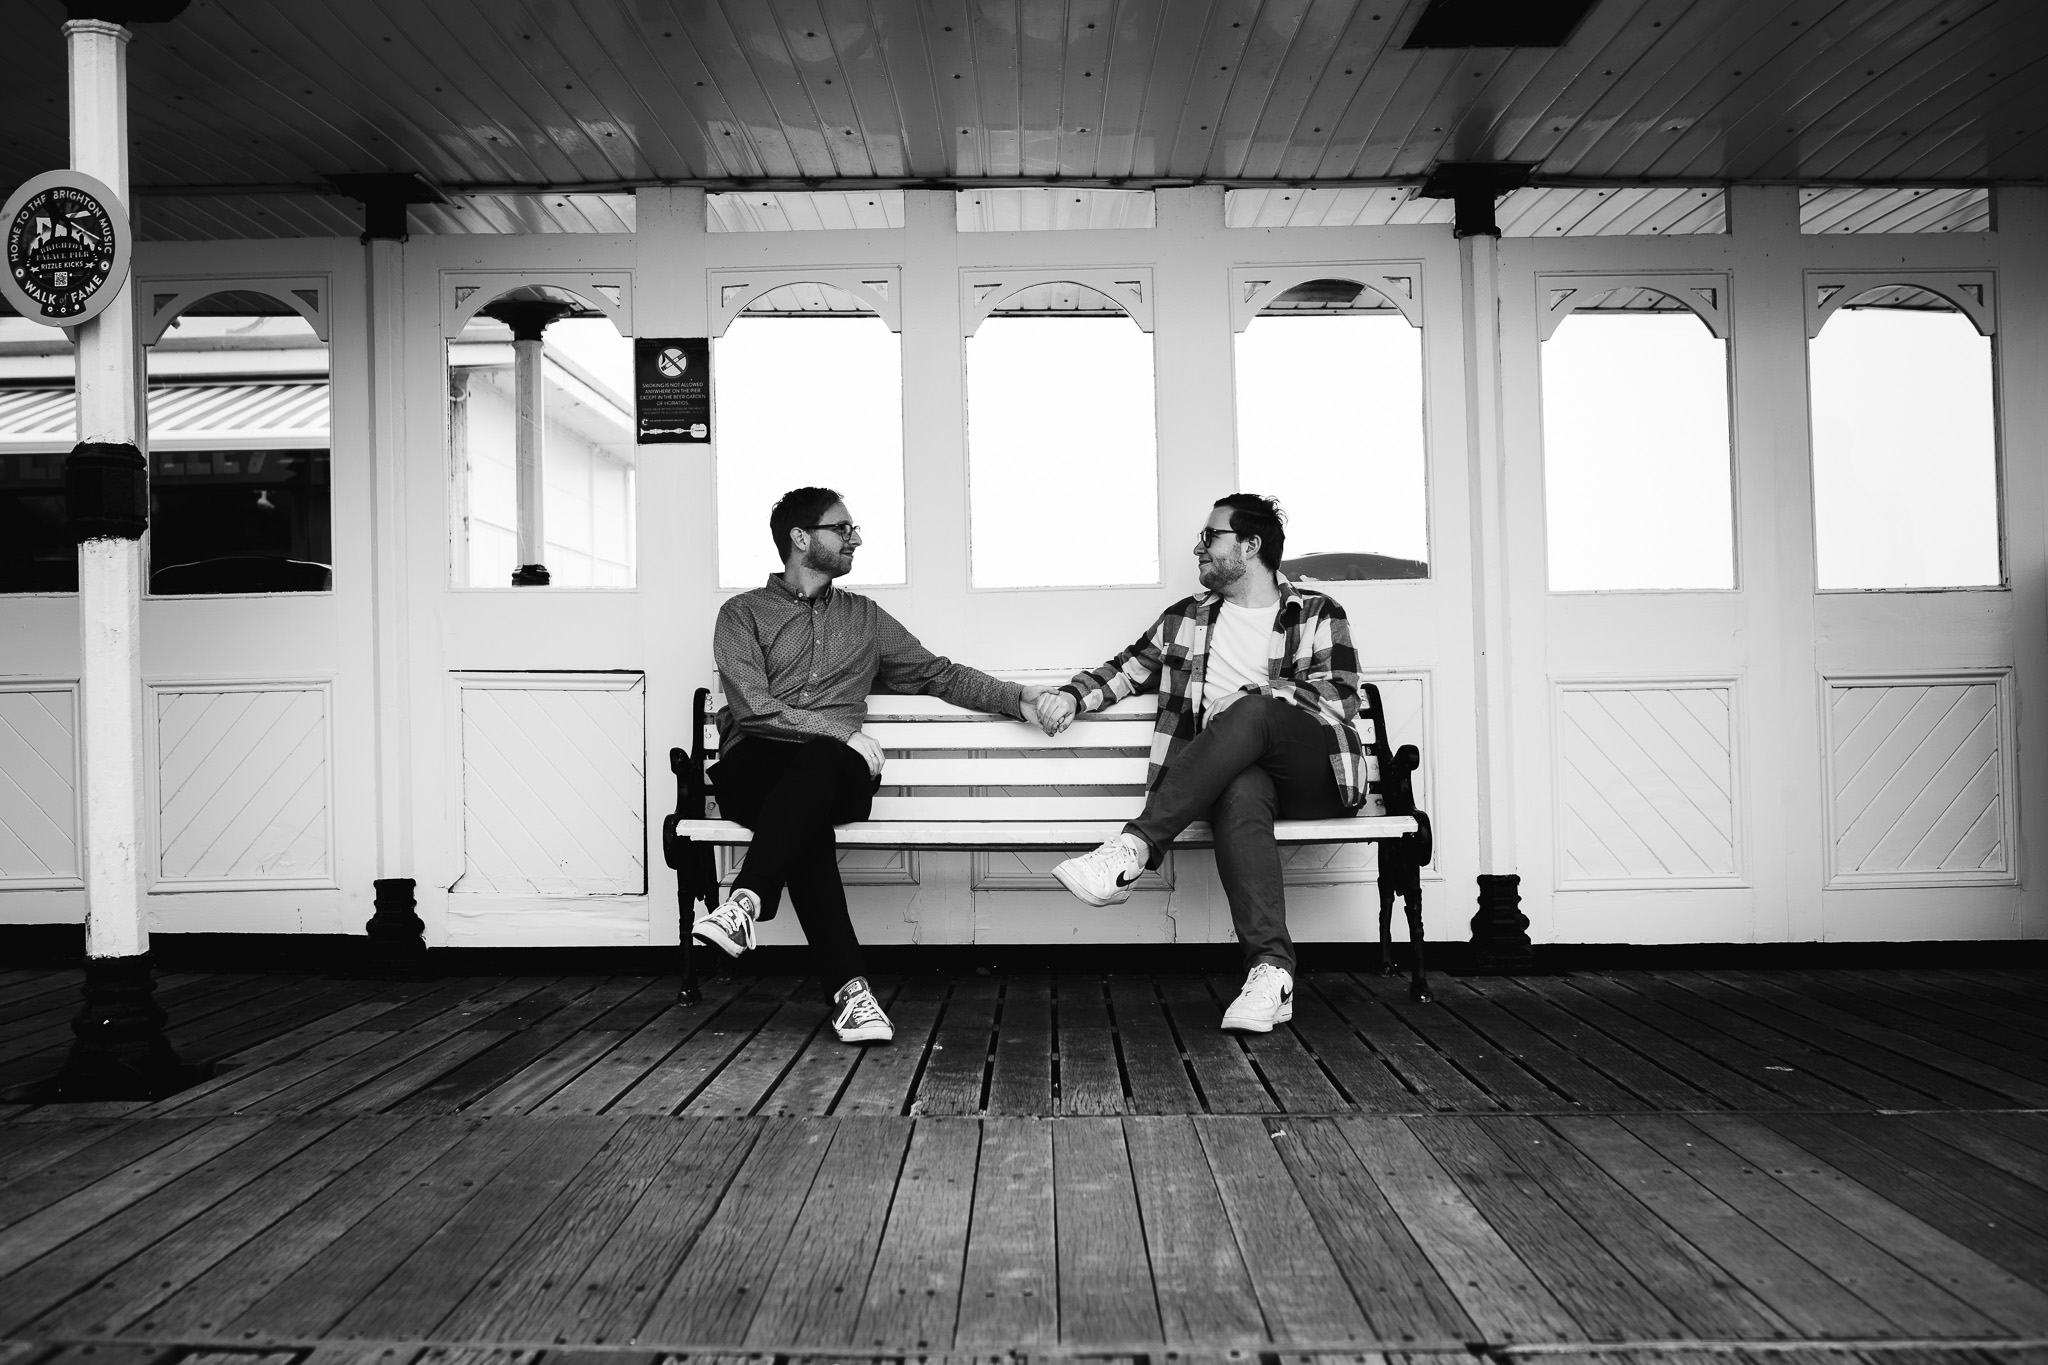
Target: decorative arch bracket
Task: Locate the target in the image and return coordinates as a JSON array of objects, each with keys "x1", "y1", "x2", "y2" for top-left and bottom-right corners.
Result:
[
  {"x1": 441, "y1": 271, "x2": 633, "y2": 340},
  {"x1": 706, "y1": 267, "x2": 903, "y2": 338},
  {"x1": 1805, "y1": 269, "x2": 1995, "y2": 339},
  {"x1": 1535, "y1": 272, "x2": 1730, "y2": 342},
  {"x1": 140, "y1": 276, "x2": 331, "y2": 346},
  {"x1": 960, "y1": 268, "x2": 1155, "y2": 336},
  {"x1": 1229, "y1": 264, "x2": 1424, "y2": 332}
]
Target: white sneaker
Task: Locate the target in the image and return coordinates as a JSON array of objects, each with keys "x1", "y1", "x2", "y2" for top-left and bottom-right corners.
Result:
[
  {"x1": 1222, "y1": 963, "x2": 1294, "y2": 1033},
  {"x1": 1053, "y1": 832, "x2": 1150, "y2": 906},
  {"x1": 693, "y1": 887, "x2": 760, "y2": 957},
  {"x1": 831, "y1": 977, "x2": 894, "y2": 1043}
]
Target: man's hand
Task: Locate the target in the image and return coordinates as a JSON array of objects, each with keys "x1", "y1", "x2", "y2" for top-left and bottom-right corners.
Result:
[
  {"x1": 847, "y1": 730, "x2": 886, "y2": 779},
  {"x1": 1033, "y1": 689, "x2": 1078, "y2": 737},
  {"x1": 1017, "y1": 682, "x2": 1055, "y2": 720}
]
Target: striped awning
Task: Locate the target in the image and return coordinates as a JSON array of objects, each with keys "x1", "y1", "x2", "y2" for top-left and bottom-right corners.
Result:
[{"x1": 0, "y1": 382, "x2": 329, "y2": 449}]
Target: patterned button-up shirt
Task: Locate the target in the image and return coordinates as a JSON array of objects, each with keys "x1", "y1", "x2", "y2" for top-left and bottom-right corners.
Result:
[
  {"x1": 1059, "y1": 575, "x2": 1368, "y2": 809},
  {"x1": 714, "y1": 574, "x2": 1023, "y2": 749}
]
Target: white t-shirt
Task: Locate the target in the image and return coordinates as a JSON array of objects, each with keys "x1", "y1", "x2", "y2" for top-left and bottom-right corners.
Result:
[{"x1": 1203, "y1": 599, "x2": 1279, "y2": 719}]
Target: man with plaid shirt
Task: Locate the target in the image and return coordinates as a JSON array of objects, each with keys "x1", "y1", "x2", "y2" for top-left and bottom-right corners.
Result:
[{"x1": 1037, "y1": 494, "x2": 1364, "y2": 1032}]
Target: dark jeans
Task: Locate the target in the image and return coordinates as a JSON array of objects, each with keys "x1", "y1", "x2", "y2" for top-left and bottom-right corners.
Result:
[
  {"x1": 1126, "y1": 695, "x2": 1348, "y2": 976},
  {"x1": 712, "y1": 736, "x2": 878, "y2": 998}
]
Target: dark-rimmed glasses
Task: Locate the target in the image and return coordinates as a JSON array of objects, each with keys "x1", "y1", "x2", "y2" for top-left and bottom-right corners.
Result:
[
  {"x1": 1194, "y1": 527, "x2": 1240, "y2": 549},
  {"x1": 803, "y1": 522, "x2": 861, "y2": 539}
]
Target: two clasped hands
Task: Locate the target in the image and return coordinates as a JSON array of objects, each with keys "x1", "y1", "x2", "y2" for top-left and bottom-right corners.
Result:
[{"x1": 845, "y1": 682, "x2": 1078, "y2": 781}]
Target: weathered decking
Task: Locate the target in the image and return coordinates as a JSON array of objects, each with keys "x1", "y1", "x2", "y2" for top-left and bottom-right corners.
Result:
[{"x1": 1, "y1": 964, "x2": 2046, "y2": 1365}]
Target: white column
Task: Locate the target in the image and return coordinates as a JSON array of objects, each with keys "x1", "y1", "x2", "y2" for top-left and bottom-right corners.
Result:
[
  {"x1": 513, "y1": 332, "x2": 545, "y2": 570},
  {"x1": 66, "y1": 18, "x2": 148, "y2": 962},
  {"x1": 365, "y1": 234, "x2": 412, "y2": 879},
  {"x1": 1461, "y1": 230, "x2": 1516, "y2": 877}
]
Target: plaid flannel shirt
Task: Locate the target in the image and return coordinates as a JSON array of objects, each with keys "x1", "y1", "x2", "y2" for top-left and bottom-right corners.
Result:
[{"x1": 1058, "y1": 575, "x2": 1368, "y2": 810}]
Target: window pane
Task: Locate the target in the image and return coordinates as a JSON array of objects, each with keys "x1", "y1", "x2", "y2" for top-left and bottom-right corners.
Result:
[
  {"x1": 1810, "y1": 305, "x2": 1999, "y2": 589},
  {"x1": 1542, "y1": 310, "x2": 1734, "y2": 591},
  {"x1": 0, "y1": 320, "x2": 78, "y2": 592},
  {"x1": 968, "y1": 310, "x2": 1158, "y2": 587},
  {"x1": 1235, "y1": 299, "x2": 1427, "y2": 580},
  {"x1": 450, "y1": 307, "x2": 637, "y2": 588},
  {"x1": 715, "y1": 309, "x2": 904, "y2": 587},
  {"x1": 147, "y1": 311, "x2": 331, "y2": 594}
]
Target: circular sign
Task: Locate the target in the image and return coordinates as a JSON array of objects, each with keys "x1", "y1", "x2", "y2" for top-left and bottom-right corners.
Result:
[
  {"x1": 656, "y1": 346, "x2": 689, "y2": 377},
  {"x1": 0, "y1": 170, "x2": 132, "y2": 327}
]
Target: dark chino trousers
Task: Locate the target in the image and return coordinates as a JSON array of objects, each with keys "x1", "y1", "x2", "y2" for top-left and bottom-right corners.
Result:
[
  {"x1": 712, "y1": 735, "x2": 876, "y2": 999},
  {"x1": 1125, "y1": 694, "x2": 1349, "y2": 976}
]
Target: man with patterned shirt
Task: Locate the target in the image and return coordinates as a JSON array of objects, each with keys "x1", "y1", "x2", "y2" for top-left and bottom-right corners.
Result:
[
  {"x1": 1037, "y1": 494, "x2": 1365, "y2": 1033},
  {"x1": 699, "y1": 486, "x2": 1057, "y2": 1044}
]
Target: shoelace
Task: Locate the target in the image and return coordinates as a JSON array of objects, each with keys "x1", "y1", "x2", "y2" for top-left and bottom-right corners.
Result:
[
  {"x1": 1243, "y1": 966, "x2": 1286, "y2": 1001},
  {"x1": 840, "y1": 989, "x2": 886, "y2": 1026}
]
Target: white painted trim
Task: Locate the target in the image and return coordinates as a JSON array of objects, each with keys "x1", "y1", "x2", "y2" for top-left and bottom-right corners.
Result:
[
  {"x1": 1534, "y1": 271, "x2": 1732, "y2": 341},
  {"x1": 1229, "y1": 262, "x2": 1425, "y2": 331},
  {"x1": 1819, "y1": 667, "x2": 2018, "y2": 889},
  {"x1": 706, "y1": 266, "x2": 903, "y2": 336},
  {"x1": 1548, "y1": 674, "x2": 1749, "y2": 892},
  {"x1": 959, "y1": 266, "x2": 1155, "y2": 335},
  {"x1": 143, "y1": 676, "x2": 337, "y2": 892},
  {"x1": 441, "y1": 270, "x2": 635, "y2": 339},
  {"x1": 443, "y1": 894, "x2": 652, "y2": 946},
  {"x1": 140, "y1": 274, "x2": 331, "y2": 345},
  {"x1": 1806, "y1": 268, "x2": 1997, "y2": 338},
  {"x1": 0, "y1": 677, "x2": 82, "y2": 889}
]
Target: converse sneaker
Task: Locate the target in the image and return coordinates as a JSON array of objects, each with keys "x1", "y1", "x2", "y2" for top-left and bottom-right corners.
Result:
[
  {"x1": 1221, "y1": 963, "x2": 1294, "y2": 1033},
  {"x1": 1053, "y1": 832, "x2": 1150, "y2": 906},
  {"x1": 831, "y1": 976, "x2": 894, "y2": 1044},
  {"x1": 692, "y1": 887, "x2": 760, "y2": 958}
]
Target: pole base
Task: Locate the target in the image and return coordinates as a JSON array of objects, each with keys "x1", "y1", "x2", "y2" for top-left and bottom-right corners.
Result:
[
  {"x1": 1461, "y1": 872, "x2": 1539, "y2": 975},
  {"x1": 6, "y1": 952, "x2": 209, "y2": 1103},
  {"x1": 349, "y1": 877, "x2": 432, "y2": 981},
  {"x1": 510, "y1": 563, "x2": 551, "y2": 586}
]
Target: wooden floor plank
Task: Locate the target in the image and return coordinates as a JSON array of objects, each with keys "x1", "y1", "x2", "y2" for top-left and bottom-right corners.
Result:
[
  {"x1": 1286, "y1": 985, "x2": 1420, "y2": 1113},
  {"x1": 1407, "y1": 1114, "x2": 1687, "y2": 1340},
  {"x1": 1052, "y1": 1116, "x2": 1162, "y2": 1345},
  {"x1": 953, "y1": 1117, "x2": 1057, "y2": 1349},
  {"x1": 1905, "y1": 1111, "x2": 2048, "y2": 1189},
  {"x1": 1691, "y1": 1111, "x2": 2048, "y2": 1334},
  {"x1": 1265, "y1": 1115, "x2": 1475, "y2": 1344},
  {"x1": 427, "y1": 1116, "x2": 697, "y2": 1340},
  {"x1": 850, "y1": 1117, "x2": 979, "y2": 1352},
  {"x1": 1850, "y1": 969, "x2": 2048, "y2": 1044},
  {"x1": 1426, "y1": 980, "x2": 1643, "y2": 1111},
  {"x1": 1535, "y1": 977, "x2": 1784, "y2": 1110},
  {"x1": 220, "y1": 1117, "x2": 551, "y2": 1339},
  {"x1": 987, "y1": 975, "x2": 1053, "y2": 1116},
  {"x1": 833, "y1": 975, "x2": 946, "y2": 1117},
  {"x1": 534, "y1": 1117, "x2": 759, "y2": 1346},
  {"x1": 20, "y1": 1116, "x2": 416, "y2": 1339},
  {"x1": 0, "y1": 1115, "x2": 341, "y2": 1332},
  {"x1": 684, "y1": 990, "x2": 832, "y2": 1117},
  {"x1": 1786, "y1": 969, "x2": 2048, "y2": 1092},
  {"x1": 1548, "y1": 1114, "x2": 1897, "y2": 1337},
  {"x1": 744, "y1": 1116, "x2": 912, "y2": 1346},
  {"x1": 915, "y1": 976, "x2": 1001, "y2": 1117},
  {"x1": 634, "y1": 1116, "x2": 837, "y2": 1346},
  {"x1": 1194, "y1": 1115, "x2": 1374, "y2": 1344},
  {"x1": 1234, "y1": 1018, "x2": 1351, "y2": 1112},
  {"x1": 1123, "y1": 1114, "x2": 1267, "y2": 1343},
  {"x1": 1475, "y1": 1115, "x2": 1788, "y2": 1339},
  {"x1": 761, "y1": 978, "x2": 907, "y2": 1117},
  {"x1": 0, "y1": 1119, "x2": 144, "y2": 1189},
  {"x1": 384, "y1": 981, "x2": 638, "y2": 1116},
  {"x1": 1314, "y1": 976, "x2": 1496, "y2": 1112},
  {"x1": 533, "y1": 978, "x2": 748, "y2": 1115},
  {"x1": 1619, "y1": 1113, "x2": 2001, "y2": 1335},
  {"x1": 1054, "y1": 974, "x2": 1124, "y2": 1117},
  {"x1": 1812, "y1": 1112, "x2": 2048, "y2": 1238},
  {"x1": 1357, "y1": 981, "x2": 1561, "y2": 1111},
  {"x1": 1337, "y1": 1116, "x2": 1583, "y2": 1343},
  {"x1": 1158, "y1": 977, "x2": 1274, "y2": 1114},
  {"x1": 1458, "y1": 976, "x2": 1718, "y2": 1110},
  {"x1": 603, "y1": 976, "x2": 805, "y2": 1115},
  {"x1": 1107, "y1": 978, "x2": 1200, "y2": 1115}
]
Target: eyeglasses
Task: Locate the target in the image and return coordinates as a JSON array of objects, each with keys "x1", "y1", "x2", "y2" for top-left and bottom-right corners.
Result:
[
  {"x1": 803, "y1": 522, "x2": 861, "y2": 539},
  {"x1": 1194, "y1": 527, "x2": 1240, "y2": 549}
]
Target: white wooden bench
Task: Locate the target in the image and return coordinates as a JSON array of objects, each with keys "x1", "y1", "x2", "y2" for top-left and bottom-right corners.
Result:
[{"x1": 662, "y1": 679, "x2": 1435, "y2": 1002}]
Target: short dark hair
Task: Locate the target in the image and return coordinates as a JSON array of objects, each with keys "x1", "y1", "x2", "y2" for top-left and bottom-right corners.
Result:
[
  {"x1": 1213, "y1": 493, "x2": 1286, "y2": 571},
  {"x1": 769, "y1": 486, "x2": 843, "y2": 561}
]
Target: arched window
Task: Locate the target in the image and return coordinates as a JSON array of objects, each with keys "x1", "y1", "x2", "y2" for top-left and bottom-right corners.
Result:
[
  {"x1": 712, "y1": 277, "x2": 905, "y2": 588},
  {"x1": 1807, "y1": 279, "x2": 1999, "y2": 590},
  {"x1": 447, "y1": 284, "x2": 636, "y2": 588},
  {"x1": 965, "y1": 275, "x2": 1158, "y2": 588},
  {"x1": 1233, "y1": 274, "x2": 1428, "y2": 580},
  {"x1": 1539, "y1": 277, "x2": 1734, "y2": 591}
]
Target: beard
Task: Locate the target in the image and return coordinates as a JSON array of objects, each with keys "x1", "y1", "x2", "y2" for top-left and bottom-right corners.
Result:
[
  {"x1": 803, "y1": 539, "x2": 851, "y2": 576},
  {"x1": 1198, "y1": 554, "x2": 1245, "y2": 592}
]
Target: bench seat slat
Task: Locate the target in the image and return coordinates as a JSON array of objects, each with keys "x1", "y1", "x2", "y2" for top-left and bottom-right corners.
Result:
[
  {"x1": 864, "y1": 692, "x2": 1158, "y2": 719},
  {"x1": 882, "y1": 757, "x2": 1150, "y2": 785},
  {"x1": 871, "y1": 796, "x2": 1146, "y2": 820},
  {"x1": 671, "y1": 814, "x2": 1418, "y2": 851},
  {"x1": 863, "y1": 720, "x2": 1152, "y2": 750}
]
